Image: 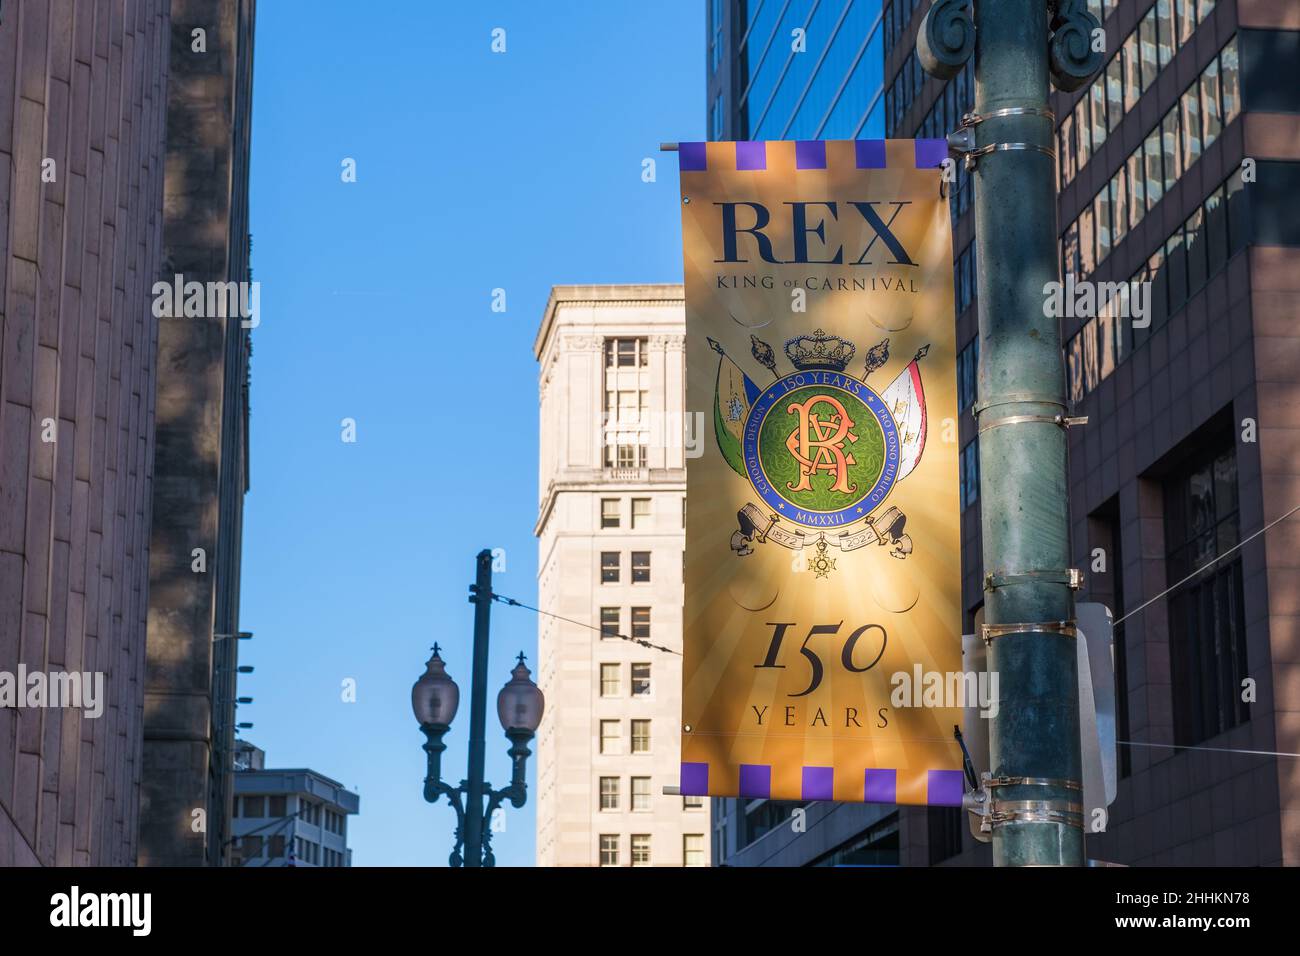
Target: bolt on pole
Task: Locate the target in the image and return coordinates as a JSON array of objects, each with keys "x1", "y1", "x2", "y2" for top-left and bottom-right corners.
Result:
[{"x1": 918, "y1": 0, "x2": 1104, "y2": 866}]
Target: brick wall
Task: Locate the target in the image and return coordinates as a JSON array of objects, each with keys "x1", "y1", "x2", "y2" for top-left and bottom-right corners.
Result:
[{"x1": 0, "y1": 0, "x2": 171, "y2": 866}]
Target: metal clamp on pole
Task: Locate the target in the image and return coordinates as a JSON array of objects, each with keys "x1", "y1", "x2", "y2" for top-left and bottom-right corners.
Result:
[
  {"x1": 978, "y1": 411, "x2": 1087, "y2": 435},
  {"x1": 961, "y1": 106, "x2": 1057, "y2": 126},
  {"x1": 985, "y1": 774, "x2": 1081, "y2": 791},
  {"x1": 972, "y1": 392, "x2": 1066, "y2": 415},
  {"x1": 989, "y1": 800, "x2": 1085, "y2": 830},
  {"x1": 946, "y1": 107, "x2": 1058, "y2": 170},
  {"x1": 982, "y1": 772, "x2": 1085, "y2": 830},
  {"x1": 980, "y1": 620, "x2": 1077, "y2": 645},
  {"x1": 984, "y1": 568, "x2": 1084, "y2": 591}
]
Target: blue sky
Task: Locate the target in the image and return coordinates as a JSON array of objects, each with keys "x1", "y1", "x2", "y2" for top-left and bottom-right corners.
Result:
[{"x1": 243, "y1": 1, "x2": 702, "y2": 866}]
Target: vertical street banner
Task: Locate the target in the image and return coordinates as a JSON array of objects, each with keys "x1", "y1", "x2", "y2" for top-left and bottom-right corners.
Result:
[{"x1": 677, "y1": 139, "x2": 965, "y2": 806}]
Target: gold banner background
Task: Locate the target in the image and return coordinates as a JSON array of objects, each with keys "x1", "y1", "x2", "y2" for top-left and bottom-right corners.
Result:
[{"x1": 680, "y1": 139, "x2": 964, "y2": 805}]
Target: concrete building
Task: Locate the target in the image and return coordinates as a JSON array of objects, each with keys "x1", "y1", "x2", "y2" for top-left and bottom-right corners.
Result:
[
  {"x1": 710, "y1": 0, "x2": 1300, "y2": 867},
  {"x1": 533, "y1": 284, "x2": 710, "y2": 867},
  {"x1": 139, "y1": 0, "x2": 256, "y2": 867},
  {"x1": 0, "y1": 0, "x2": 172, "y2": 867},
  {"x1": 230, "y1": 741, "x2": 358, "y2": 867}
]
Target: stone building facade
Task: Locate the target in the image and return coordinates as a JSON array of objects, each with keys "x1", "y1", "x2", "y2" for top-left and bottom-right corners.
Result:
[
  {"x1": 139, "y1": 0, "x2": 255, "y2": 867},
  {"x1": 533, "y1": 285, "x2": 710, "y2": 867},
  {"x1": 0, "y1": 0, "x2": 172, "y2": 866}
]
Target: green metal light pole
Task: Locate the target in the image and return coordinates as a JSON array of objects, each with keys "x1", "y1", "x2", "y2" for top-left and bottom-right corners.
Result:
[
  {"x1": 411, "y1": 550, "x2": 546, "y2": 867},
  {"x1": 918, "y1": 0, "x2": 1102, "y2": 866}
]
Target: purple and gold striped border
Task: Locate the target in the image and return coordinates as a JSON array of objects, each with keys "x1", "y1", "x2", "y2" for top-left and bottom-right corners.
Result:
[
  {"x1": 680, "y1": 762, "x2": 964, "y2": 806},
  {"x1": 677, "y1": 139, "x2": 948, "y2": 172}
]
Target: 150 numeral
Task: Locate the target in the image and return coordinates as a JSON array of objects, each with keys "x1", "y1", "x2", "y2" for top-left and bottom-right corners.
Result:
[{"x1": 755, "y1": 621, "x2": 888, "y2": 697}]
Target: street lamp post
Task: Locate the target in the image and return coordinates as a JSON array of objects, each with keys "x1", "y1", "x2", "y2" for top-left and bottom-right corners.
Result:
[
  {"x1": 918, "y1": 0, "x2": 1103, "y2": 866},
  {"x1": 411, "y1": 549, "x2": 544, "y2": 867}
]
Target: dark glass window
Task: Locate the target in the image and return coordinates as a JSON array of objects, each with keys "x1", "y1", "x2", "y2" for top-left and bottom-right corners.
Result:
[
  {"x1": 1139, "y1": 9, "x2": 1158, "y2": 93},
  {"x1": 1089, "y1": 78, "x2": 1108, "y2": 151},
  {"x1": 927, "y1": 806, "x2": 963, "y2": 864},
  {"x1": 600, "y1": 606, "x2": 620, "y2": 638},
  {"x1": 1226, "y1": 168, "x2": 1250, "y2": 254},
  {"x1": 1161, "y1": 106, "x2": 1181, "y2": 195},
  {"x1": 1184, "y1": 206, "x2": 1208, "y2": 294},
  {"x1": 1200, "y1": 58, "x2": 1222, "y2": 149},
  {"x1": 631, "y1": 663, "x2": 651, "y2": 696},
  {"x1": 1204, "y1": 185, "x2": 1229, "y2": 276},
  {"x1": 1143, "y1": 127, "x2": 1164, "y2": 209},
  {"x1": 605, "y1": 337, "x2": 647, "y2": 368},
  {"x1": 1166, "y1": 227, "x2": 1188, "y2": 314},
  {"x1": 1164, "y1": 443, "x2": 1249, "y2": 746},
  {"x1": 1156, "y1": 0, "x2": 1176, "y2": 68},
  {"x1": 1123, "y1": 34, "x2": 1141, "y2": 111},
  {"x1": 631, "y1": 551, "x2": 651, "y2": 583},
  {"x1": 1106, "y1": 54, "x2": 1124, "y2": 131},
  {"x1": 631, "y1": 607, "x2": 650, "y2": 640},
  {"x1": 957, "y1": 338, "x2": 979, "y2": 413},
  {"x1": 960, "y1": 440, "x2": 980, "y2": 510},
  {"x1": 600, "y1": 552, "x2": 620, "y2": 583}
]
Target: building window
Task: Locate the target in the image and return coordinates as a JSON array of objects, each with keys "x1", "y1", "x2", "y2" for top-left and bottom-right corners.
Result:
[
  {"x1": 243, "y1": 796, "x2": 264, "y2": 818},
  {"x1": 269, "y1": 835, "x2": 285, "y2": 859},
  {"x1": 631, "y1": 776, "x2": 651, "y2": 811},
  {"x1": 1164, "y1": 441, "x2": 1249, "y2": 747},
  {"x1": 631, "y1": 834, "x2": 651, "y2": 866},
  {"x1": 241, "y1": 835, "x2": 264, "y2": 859},
  {"x1": 606, "y1": 389, "x2": 648, "y2": 426},
  {"x1": 631, "y1": 719, "x2": 651, "y2": 754},
  {"x1": 600, "y1": 776, "x2": 621, "y2": 811},
  {"x1": 684, "y1": 833, "x2": 705, "y2": 867},
  {"x1": 960, "y1": 440, "x2": 980, "y2": 510},
  {"x1": 927, "y1": 806, "x2": 963, "y2": 864},
  {"x1": 631, "y1": 607, "x2": 650, "y2": 640},
  {"x1": 604, "y1": 442, "x2": 647, "y2": 469},
  {"x1": 1220, "y1": 36, "x2": 1240, "y2": 122},
  {"x1": 600, "y1": 552, "x2": 620, "y2": 583},
  {"x1": 600, "y1": 606, "x2": 620, "y2": 639},
  {"x1": 957, "y1": 337, "x2": 978, "y2": 412},
  {"x1": 684, "y1": 795, "x2": 705, "y2": 810},
  {"x1": 709, "y1": 0, "x2": 723, "y2": 71},
  {"x1": 631, "y1": 498, "x2": 651, "y2": 529},
  {"x1": 600, "y1": 720, "x2": 621, "y2": 754},
  {"x1": 269, "y1": 796, "x2": 286, "y2": 818},
  {"x1": 1157, "y1": 0, "x2": 1175, "y2": 68},
  {"x1": 631, "y1": 551, "x2": 651, "y2": 582},
  {"x1": 605, "y1": 337, "x2": 648, "y2": 368},
  {"x1": 631, "y1": 663, "x2": 651, "y2": 696},
  {"x1": 601, "y1": 499, "x2": 620, "y2": 529},
  {"x1": 600, "y1": 663, "x2": 620, "y2": 697},
  {"x1": 599, "y1": 834, "x2": 620, "y2": 866}
]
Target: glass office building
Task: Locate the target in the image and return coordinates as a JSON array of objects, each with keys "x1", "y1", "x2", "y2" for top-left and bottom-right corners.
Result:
[
  {"x1": 707, "y1": 0, "x2": 1300, "y2": 868},
  {"x1": 707, "y1": 0, "x2": 887, "y2": 141}
]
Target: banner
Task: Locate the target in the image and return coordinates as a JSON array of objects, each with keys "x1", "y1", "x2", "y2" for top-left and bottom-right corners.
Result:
[{"x1": 677, "y1": 139, "x2": 964, "y2": 807}]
